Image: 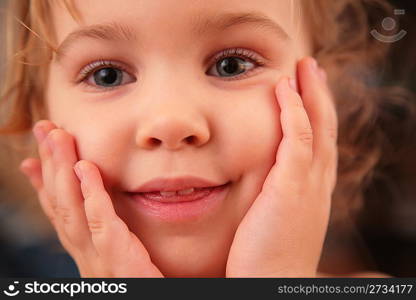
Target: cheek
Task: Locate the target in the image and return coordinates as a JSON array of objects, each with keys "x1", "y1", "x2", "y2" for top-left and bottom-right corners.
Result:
[
  {"x1": 46, "y1": 75, "x2": 130, "y2": 187},
  {"x1": 221, "y1": 85, "x2": 282, "y2": 177},
  {"x1": 48, "y1": 103, "x2": 130, "y2": 187},
  {"x1": 219, "y1": 84, "x2": 282, "y2": 212},
  {"x1": 73, "y1": 122, "x2": 130, "y2": 187}
]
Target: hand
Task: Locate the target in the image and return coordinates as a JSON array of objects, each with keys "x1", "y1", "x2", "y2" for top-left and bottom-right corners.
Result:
[
  {"x1": 226, "y1": 57, "x2": 338, "y2": 277},
  {"x1": 19, "y1": 121, "x2": 163, "y2": 277}
]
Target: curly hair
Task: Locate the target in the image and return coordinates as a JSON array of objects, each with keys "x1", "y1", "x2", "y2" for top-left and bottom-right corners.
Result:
[
  {"x1": 0, "y1": 0, "x2": 414, "y2": 229},
  {"x1": 302, "y1": 0, "x2": 415, "y2": 224}
]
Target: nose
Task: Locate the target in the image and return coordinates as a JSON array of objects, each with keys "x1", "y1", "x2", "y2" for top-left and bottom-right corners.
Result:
[{"x1": 135, "y1": 109, "x2": 210, "y2": 151}]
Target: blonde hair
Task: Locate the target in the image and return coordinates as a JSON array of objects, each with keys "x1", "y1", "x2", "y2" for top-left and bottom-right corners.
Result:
[{"x1": 0, "y1": 0, "x2": 414, "y2": 229}]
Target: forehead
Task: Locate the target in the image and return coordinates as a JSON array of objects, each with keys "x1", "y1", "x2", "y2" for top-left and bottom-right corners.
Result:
[{"x1": 51, "y1": 0, "x2": 299, "y2": 45}]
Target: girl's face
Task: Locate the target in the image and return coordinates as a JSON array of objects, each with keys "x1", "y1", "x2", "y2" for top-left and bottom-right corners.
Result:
[{"x1": 46, "y1": 0, "x2": 311, "y2": 276}]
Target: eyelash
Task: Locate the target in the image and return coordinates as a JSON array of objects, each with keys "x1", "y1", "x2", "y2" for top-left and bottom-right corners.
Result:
[
  {"x1": 77, "y1": 47, "x2": 266, "y2": 89},
  {"x1": 76, "y1": 60, "x2": 131, "y2": 87},
  {"x1": 207, "y1": 47, "x2": 266, "y2": 81}
]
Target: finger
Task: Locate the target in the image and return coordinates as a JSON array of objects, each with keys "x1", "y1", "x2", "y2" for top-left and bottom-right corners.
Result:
[
  {"x1": 48, "y1": 129, "x2": 95, "y2": 252},
  {"x1": 297, "y1": 57, "x2": 338, "y2": 175},
  {"x1": 20, "y1": 158, "x2": 43, "y2": 190},
  {"x1": 33, "y1": 120, "x2": 58, "y2": 211},
  {"x1": 263, "y1": 77, "x2": 313, "y2": 198},
  {"x1": 33, "y1": 121, "x2": 74, "y2": 250},
  {"x1": 75, "y1": 160, "x2": 162, "y2": 277},
  {"x1": 20, "y1": 158, "x2": 56, "y2": 224}
]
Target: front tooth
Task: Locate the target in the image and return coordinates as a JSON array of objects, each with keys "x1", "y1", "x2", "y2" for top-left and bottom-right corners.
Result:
[
  {"x1": 178, "y1": 188, "x2": 194, "y2": 195},
  {"x1": 160, "y1": 191, "x2": 177, "y2": 197}
]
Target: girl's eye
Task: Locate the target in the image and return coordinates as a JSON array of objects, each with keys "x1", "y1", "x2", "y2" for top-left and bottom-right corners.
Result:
[
  {"x1": 78, "y1": 60, "x2": 136, "y2": 89},
  {"x1": 91, "y1": 68, "x2": 122, "y2": 87},
  {"x1": 206, "y1": 48, "x2": 265, "y2": 80}
]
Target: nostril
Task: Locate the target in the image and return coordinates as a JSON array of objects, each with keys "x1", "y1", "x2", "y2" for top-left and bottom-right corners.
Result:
[
  {"x1": 149, "y1": 138, "x2": 161, "y2": 146},
  {"x1": 146, "y1": 136, "x2": 196, "y2": 148},
  {"x1": 185, "y1": 136, "x2": 196, "y2": 144}
]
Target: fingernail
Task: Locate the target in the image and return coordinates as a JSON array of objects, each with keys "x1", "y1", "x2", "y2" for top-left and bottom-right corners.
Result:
[
  {"x1": 19, "y1": 160, "x2": 30, "y2": 175},
  {"x1": 74, "y1": 163, "x2": 83, "y2": 181},
  {"x1": 289, "y1": 78, "x2": 297, "y2": 92},
  {"x1": 310, "y1": 58, "x2": 318, "y2": 71},
  {"x1": 277, "y1": 77, "x2": 291, "y2": 96},
  {"x1": 33, "y1": 124, "x2": 47, "y2": 143},
  {"x1": 318, "y1": 68, "x2": 327, "y2": 82}
]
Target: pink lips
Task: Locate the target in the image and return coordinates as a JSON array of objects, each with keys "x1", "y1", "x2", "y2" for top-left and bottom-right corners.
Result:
[
  {"x1": 133, "y1": 186, "x2": 215, "y2": 203},
  {"x1": 128, "y1": 176, "x2": 225, "y2": 193},
  {"x1": 126, "y1": 180, "x2": 231, "y2": 222}
]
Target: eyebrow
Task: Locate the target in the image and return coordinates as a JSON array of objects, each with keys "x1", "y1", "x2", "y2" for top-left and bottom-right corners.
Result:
[
  {"x1": 191, "y1": 11, "x2": 290, "y2": 40},
  {"x1": 55, "y1": 11, "x2": 290, "y2": 61},
  {"x1": 55, "y1": 22, "x2": 136, "y2": 61}
]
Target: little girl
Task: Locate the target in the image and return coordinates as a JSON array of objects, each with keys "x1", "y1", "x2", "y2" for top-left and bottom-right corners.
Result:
[{"x1": 0, "y1": 0, "x2": 402, "y2": 277}]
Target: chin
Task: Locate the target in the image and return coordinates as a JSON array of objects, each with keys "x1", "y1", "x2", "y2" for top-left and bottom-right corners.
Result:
[
  {"x1": 157, "y1": 260, "x2": 226, "y2": 278},
  {"x1": 115, "y1": 192, "x2": 239, "y2": 278},
  {"x1": 147, "y1": 239, "x2": 230, "y2": 278}
]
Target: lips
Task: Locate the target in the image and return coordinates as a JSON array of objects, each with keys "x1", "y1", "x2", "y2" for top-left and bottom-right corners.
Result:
[
  {"x1": 127, "y1": 176, "x2": 228, "y2": 193},
  {"x1": 128, "y1": 183, "x2": 229, "y2": 203},
  {"x1": 125, "y1": 175, "x2": 232, "y2": 221}
]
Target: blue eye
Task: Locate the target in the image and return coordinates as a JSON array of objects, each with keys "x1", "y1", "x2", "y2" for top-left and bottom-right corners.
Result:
[
  {"x1": 79, "y1": 60, "x2": 136, "y2": 89},
  {"x1": 215, "y1": 57, "x2": 255, "y2": 77},
  {"x1": 207, "y1": 48, "x2": 265, "y2": 80},
  {"x1": 93, "y1": 67, "x2": 123, "y2": 87}
]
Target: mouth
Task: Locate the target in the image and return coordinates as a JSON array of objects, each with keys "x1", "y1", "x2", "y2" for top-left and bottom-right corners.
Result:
[
  {"x1": 126, "y1": 182, "x2": 231, "y2": 222},
  {"x1": 126, "y1": 182, "x2": 230, "y2": 203}
]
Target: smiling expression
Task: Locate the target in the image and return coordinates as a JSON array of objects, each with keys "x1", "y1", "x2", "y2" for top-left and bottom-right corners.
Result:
[{"x1": 45, "y1": 0, "x2": 311, "y2": 277}]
